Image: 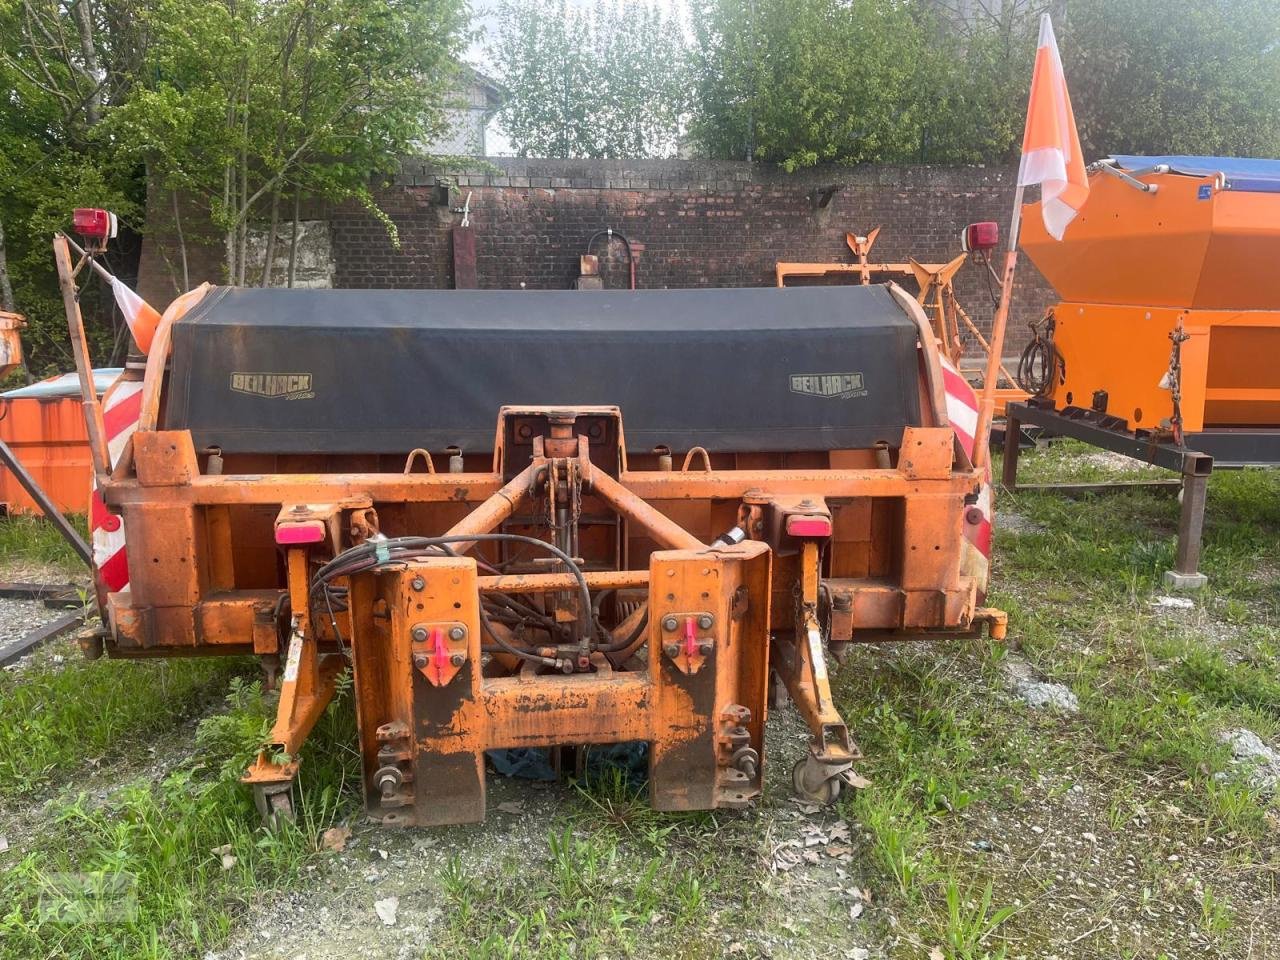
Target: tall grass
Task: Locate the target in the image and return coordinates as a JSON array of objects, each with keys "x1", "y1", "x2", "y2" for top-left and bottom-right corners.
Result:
[
  {"x1": 0, "y1": 676, "x2": 360, "y2": 960},
  {"x1": 0, "y1": 654, "x2": 244, "y2": 799},
  {"x1": 0, "y1": 514, "x2": 88, "y2": 575}
]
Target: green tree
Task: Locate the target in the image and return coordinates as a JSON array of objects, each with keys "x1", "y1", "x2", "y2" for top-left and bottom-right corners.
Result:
[
  {"x1": 1062, "y1": 0, "x2": 1280, "y2": 160},
  {"x1": 490, "y1": 0, "x2": 688, "y2": 159},
  {"x1": 0, "y1": 0, "x2": 140, "y2": 373},
  {"x1": 689, "y1": 0, "x2": 1020, "y2": 169},
  {"x1": 0, "y1": 0, "x2": 469, "y2": 371},
  {"x1": 689, "y1": 0, "x2": 1280, "y2": 168},
  {"x1": 107, "y1": 0, "x2": 468, "y2": 287}
]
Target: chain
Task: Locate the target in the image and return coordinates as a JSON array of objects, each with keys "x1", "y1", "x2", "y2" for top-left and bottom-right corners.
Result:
[{"x1": 1165, "y1": 325, "x2": 1190, "y2": 446}]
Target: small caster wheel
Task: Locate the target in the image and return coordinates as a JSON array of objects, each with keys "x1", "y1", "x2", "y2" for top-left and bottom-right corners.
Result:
[
  {"x1": 266, "y1": 790, "x2": 294, "y2": 827},
  {"x1": 792, "y1": 757, "x2": 841, "y2": 805},
  {"x1": 252, "y1": 783, "x2": 295, "y2": 828}
]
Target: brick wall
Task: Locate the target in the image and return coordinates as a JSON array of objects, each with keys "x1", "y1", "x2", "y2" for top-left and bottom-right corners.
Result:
[{"x1": 139, "y1": 157, "x2": 1057, "y2": 358}]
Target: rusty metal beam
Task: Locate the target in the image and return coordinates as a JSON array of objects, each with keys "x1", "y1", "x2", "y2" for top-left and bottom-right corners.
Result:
[
  {"x1": 102, "y1": 472, "x2": 504, "y2": 506},
  {"x1": 52, "y1": 234, "x2": 111, "y2": 483},
  {"x1": 477, "y1": 569, "x2": 647, "y2": 593},
  {"x1": 587, "y1": 466, "x2": 705, "y2": 551},
  {"x1": 442, "y1": 462, "x2": 537, "y2": 555},
  {"x1": 618, "y1": 468, "x2": 980, "y2": 501},
  {"x1": 0, "y1": 606, "x2": 88, "y2": 667},
  {"x1": 102, "y1": 466, "x2": 981, "y2": 507}
]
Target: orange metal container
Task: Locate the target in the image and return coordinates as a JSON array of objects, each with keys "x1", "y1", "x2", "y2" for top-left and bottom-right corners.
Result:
[
  {"x1": 0, "y1": 370, "x2": 120, "y2": 516},
  {"x1": 1021, "y1": 162, "x2": 1280, "y2": 432}
]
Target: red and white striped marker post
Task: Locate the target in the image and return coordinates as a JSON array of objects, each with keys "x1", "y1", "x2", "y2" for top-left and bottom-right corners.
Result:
[
  {"x1": 87, "y1": 272, "x2": 159, "y2": 595},
  {"x1": 88, "y1": 377, "x2": 143, "y2": 593},
  {"x1": 940, "y1": 355, "x2": 993, "y2": 589}
]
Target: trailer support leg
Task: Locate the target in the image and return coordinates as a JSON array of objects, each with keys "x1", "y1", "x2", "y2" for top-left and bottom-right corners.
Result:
[
  {"x1": 1001, "y1": 406, "x2": 1022, "y2": 493},
  {"x1": 1164, "y1": 471, "x2": 1209, "y2": 591}
]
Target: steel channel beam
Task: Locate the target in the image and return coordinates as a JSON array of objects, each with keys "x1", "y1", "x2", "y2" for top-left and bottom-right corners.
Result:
[
  {"x1": 0, "y1": 581, "x2": 82, "y2": 605},
  {"x1": 1184, "y1": 429, "x2": 1280, "y2": 468},
  {"x1": 0, "y1": 606, "x2": 88, "y2": 667},
  {"x1": 477, "y1": 570, "x2": 648, "y2": 593},
  {"x1": 0, "y1": 438, "x2": 92, "y2": 566},
  {"x1": 1004, "y1": 402, "x2": 1213, "y2": 475}
]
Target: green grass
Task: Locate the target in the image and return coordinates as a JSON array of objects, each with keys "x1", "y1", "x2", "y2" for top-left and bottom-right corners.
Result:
[
  {"x1": 0, "y1": 513, "x2": 88, "y2": 575},
  {"x1": 0, "y1": 676, "x2": 359, "y2": 960},
  {"x1": 421, "y1": 769, "x2": 758, "y2": 960},
  {"x1": 0, "y1": 652, "x2": 245, "y2": 799},
  {"x1": 827, "y1": 443, "x2": 1279, "y2": 956},
  {"x1": 425, "y1": 827, "x2": 714, "y2": 960}
]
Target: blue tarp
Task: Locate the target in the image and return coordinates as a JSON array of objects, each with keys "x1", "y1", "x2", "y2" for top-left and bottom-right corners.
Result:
[
  {"x1": 1111, "y1": 155, "x2": 1280, "y2": 193},
  {"x1": 1, "y1": 369, "x2": 123, "y2": 399}
]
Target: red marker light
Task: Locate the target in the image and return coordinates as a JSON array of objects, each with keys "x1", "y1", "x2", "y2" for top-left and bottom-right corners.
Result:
[
  {"x1": 72, "y1": 208, "x2": 117, "y2": 240},
  {"x1": 275, "y1": 520, "x2": 325, "y2": 545},
  {"x1": 961, "y1": 221, "x2": 999, "y2": 253},
  {"x1": 430, "y1": 626, "x2": 449, "y2": 685},
  {"x1": 786, "y1": 515, "x2": 833, "y2": 538}
]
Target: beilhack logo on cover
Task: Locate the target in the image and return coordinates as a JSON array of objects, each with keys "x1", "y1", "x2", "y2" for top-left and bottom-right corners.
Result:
[
  {"x1": 789, "y1": 372, "x2": 867, "y2": 400},
  {"x1": 230, "y1": 372, "x2": 315, "y2": 400}
]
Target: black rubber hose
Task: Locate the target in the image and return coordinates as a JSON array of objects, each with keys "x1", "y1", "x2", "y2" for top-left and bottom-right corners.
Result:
[{"x1": 312, "y1": 533, "x2": 601, "y2": 654}]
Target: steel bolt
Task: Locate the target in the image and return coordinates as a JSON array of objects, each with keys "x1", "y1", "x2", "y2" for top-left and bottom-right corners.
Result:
[
  {"x1": 697, "y1": 614, "x2": 714, "y2": 629},
  {"x1": 412, "y1": 653, "x2": 428, "y2": 668},
  {"x1": 411, "y1": 576, "x2": 425, "y2": 592},
  {"x1": 662, "y1": 616, "x2": 679, "y2": 632},
  {"x1": 449, "y1": 625, "x2": 466, "y2": 641},
  {"x1": 663, "y1": 643, "x2": 680, "y2": 658},
  {"x1": 411, "y1": 626, "x2": 428, "y2": 642},
  {"x1": 450, "y1": 653, "x2": 465, "y2": 667},
  {"x1": 699, "y1": 640, "x2": 714, "y2": 656}
]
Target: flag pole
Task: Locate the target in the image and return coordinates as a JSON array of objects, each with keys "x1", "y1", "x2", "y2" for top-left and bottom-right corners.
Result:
[
  {"x1": 52, "y1": 234, "x2": 112, "y2": 483},
  {"x1": 970, "y1": 183, "x2": 1025, "y2": 471}
]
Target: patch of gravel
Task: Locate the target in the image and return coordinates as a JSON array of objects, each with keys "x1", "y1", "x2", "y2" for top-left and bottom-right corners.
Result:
[
  {"x1": 1002, "y1": 654, "x2": 1080, "y2": 713},
  {"x1": 994, "y1": 509, "x2": 1046, "y2": 536},
  {"x1": 0, "y1": 597, "x2": 70, "y2": 647},
  {"x1": 1216, "y1": 728, "x2": 1280, "y2": 794},
  {"x1": 208, "y1": 700, "x2": 887, "y2": 960},
  {"x1": 1077, "y1": 451, "x2": 1163, "y2": 474}
]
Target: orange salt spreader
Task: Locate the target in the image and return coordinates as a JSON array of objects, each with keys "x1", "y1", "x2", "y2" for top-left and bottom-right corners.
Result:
[{"x1": 1006, "y1": 155, "x2": 1280, "y2": 589}]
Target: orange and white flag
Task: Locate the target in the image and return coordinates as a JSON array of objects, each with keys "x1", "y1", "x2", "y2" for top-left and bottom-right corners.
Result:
[
  {"x1": 109, "y1": 276, "x2": 161, "y2": 354},
  {"x1": 1019, "y1": 14, "x2": 1088, "y2": 240}
]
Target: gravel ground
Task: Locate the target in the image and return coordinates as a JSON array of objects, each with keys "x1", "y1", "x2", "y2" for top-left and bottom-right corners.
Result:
[{"x1": 0, "y1": 597, "x2": 73, "y2": 647}]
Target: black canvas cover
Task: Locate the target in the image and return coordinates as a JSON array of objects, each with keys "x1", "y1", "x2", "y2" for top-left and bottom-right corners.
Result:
[{"x1": 164, "y1": 286, "x2": 922, "y2": 454}]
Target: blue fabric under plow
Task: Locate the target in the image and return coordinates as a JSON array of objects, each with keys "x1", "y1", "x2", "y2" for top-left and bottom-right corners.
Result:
[
  {"x1": 1111, "y1": 155, "x2": 1280, "y2": 193},
  {"x1": 487, "y1": 743, "x2": 649, "y2": 784}
]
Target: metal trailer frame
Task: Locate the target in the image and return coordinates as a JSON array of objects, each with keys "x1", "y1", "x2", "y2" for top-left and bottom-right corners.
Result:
[
  {"x1": 55, "y1": 232, "x2": 1007, "y2": 825},
  {"x1": 1001, "y1": 399, "x2": 1280, "y2": 589},
  {"x1": 775, "y1": 227, "x2": 1030, "y2": 416}
]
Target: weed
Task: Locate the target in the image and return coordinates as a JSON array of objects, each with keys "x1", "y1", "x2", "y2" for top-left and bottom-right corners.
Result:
[
  {"x1": 853, "y1": 781, "x2": 931, "y2": 896},
  {"x1": 0, "y1": 653, "x2": 245, "y2": 799},
  {"x1": 0, "y1": 514, "x2": 87, "y2": 574},
  {"x1": 425, "y1": 825, "x2": 714, "y2": 959},
  {"x1": 1199, "y1": 885, "x2": 1234, "y2": 938},
  {"x1": 0, "y1": 676, "x2": 359, "y2": 960},
  {"x1": 934, "y1": 877, "x2": 1017, "y2": 960}
]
